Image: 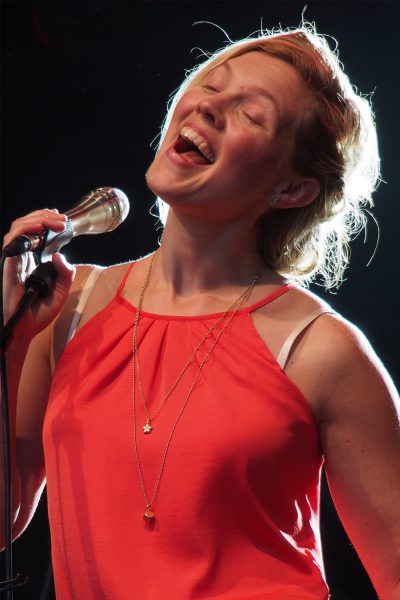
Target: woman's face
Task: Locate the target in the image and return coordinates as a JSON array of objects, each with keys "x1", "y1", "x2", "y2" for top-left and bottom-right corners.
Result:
[{"x1": 146, "y1": 50, "x2": 312, "y2": 223}]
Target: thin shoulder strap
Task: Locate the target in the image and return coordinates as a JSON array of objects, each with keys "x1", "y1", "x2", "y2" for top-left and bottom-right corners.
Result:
[
  {"x1": 66, "y1": 267, "x2": 103, "y2": 343},
  {"x1": 116, "y1": 262, "x2": 135, "y2": 297},
  {"x1": 276, "y1": 307, "x2": 335, "y2": 370}
]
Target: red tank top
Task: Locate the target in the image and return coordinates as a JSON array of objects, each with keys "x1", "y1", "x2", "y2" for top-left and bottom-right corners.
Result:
[{"x1": 43, "y1": 264, "x2": 329, "y2": 599}]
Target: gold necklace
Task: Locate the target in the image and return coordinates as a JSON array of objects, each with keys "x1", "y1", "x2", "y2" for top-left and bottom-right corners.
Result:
[
  {"x1": 132, "y1": 251, "x2": 263, "y2": 522},
  {"x1": 133, "y1": 250, "x2": 261, "y2": 435}
]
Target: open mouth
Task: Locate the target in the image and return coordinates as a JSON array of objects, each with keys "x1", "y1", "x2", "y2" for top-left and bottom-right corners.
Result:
[
  {"x1": 174, "y1": 136, "x2": 212, "y2": 166},
  {"x1": 172, "y1": 126, "x2": 215, "y2": 166}
]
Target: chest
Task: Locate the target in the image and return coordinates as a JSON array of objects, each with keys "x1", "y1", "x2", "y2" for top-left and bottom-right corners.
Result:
[{"x1": 47, "y1": 305, "x2": 321, "y2": 467}]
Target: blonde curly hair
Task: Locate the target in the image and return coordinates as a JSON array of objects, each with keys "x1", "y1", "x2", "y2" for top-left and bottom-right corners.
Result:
[{"x1": 154, "y1": 25, "x2": 380, "y2": 289}]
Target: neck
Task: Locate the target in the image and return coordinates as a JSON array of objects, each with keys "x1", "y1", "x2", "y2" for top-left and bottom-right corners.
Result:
[{"x1": 151, "y1": 210, "x2": 276, "y2": 297}]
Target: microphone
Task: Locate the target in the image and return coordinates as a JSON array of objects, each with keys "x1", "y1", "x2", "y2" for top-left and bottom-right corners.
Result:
[{"x1": 3, "y1": 187, "x2": 130, "y2": 259}]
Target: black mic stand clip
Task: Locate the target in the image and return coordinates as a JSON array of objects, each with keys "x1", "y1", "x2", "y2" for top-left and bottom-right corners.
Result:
[{"x1": 1, "y1": 222, "x2": 73, "y2": 351}]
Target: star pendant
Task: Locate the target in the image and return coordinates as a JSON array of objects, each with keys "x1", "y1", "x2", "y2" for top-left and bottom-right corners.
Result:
[{"x1": 143, "y1": 421, "x2": 153, "y2": 434}]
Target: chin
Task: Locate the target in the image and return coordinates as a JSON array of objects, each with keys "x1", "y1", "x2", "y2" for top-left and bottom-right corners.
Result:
[
  {"x1": 145, "y1": 164, "x2": 191, "y2": 208},
  {"x1": 145, "y1": 158, "x2": 165, "y2": 196},
  {"x1": 145, "y1": 177, "x2": 172, "y2": 205}
]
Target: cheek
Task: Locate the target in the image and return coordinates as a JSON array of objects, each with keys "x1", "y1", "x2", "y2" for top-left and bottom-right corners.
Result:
[
  {"x1": 217, "y1": 138, "x2": 289, "y2": 194},
  {"x1": 222, "y1": 132, "x2": 276, "y2": 173},
  {"x1": 170, "y1": 90, "x2": 200, "y2": 122}
]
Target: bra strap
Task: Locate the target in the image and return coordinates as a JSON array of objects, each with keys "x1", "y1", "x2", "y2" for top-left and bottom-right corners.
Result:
[
  {"x1": 50, "y1": 266, "x2": 103, "y2": 375},
  {"x1": 276, "y1": 307, "x2": 335, "y2": 370},
  {"x1": 66, "y1": 267, "x2": 103, "y2": 343}
]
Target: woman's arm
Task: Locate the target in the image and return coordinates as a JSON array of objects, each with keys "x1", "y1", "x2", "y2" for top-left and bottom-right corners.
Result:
[
  {"x1": 0, "y1": 278, "x2": 75, "y2": 548},
  {"x1": 6, "y1": 265, "x2": 96, "y2": 543},
  {"x1": 313, "y1": 316, "x2": 400, "y2": 599},
  {"x1": 1, "y1": 209, "x2": 77, "y2": 547}
]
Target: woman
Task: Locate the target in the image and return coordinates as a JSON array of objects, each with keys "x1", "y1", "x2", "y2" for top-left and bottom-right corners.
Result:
[{"x1": 2, "y1": 26, "x2": 400, "y2": 600}]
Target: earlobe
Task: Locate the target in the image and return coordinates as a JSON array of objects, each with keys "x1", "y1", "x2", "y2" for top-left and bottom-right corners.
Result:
[{"x1": 272, "y1": 178, "x2": 321, "y2": 209}]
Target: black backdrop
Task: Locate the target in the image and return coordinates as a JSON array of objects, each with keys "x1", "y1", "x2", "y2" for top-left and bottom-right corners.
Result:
[{"x1": 2, "y1": 2, "x2": 400, "y2": 599}]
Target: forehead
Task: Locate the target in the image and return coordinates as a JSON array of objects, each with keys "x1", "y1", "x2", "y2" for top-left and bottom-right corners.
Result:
[{"x1": 205, "y1": 50, "x2": 311, "y2": 117}]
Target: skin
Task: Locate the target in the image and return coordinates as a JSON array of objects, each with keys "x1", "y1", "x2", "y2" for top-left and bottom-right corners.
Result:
[{"x1": 2, "y1": 51, "x2": 400, "y2": 599}]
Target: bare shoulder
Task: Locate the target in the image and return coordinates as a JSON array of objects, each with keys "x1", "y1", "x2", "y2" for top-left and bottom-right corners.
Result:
[
  {"x1": 304, "y1": 310, "x2": 398, "y2": 418},
  {"x1": 251, "y1": 282, "x2": 333, "y2": 362},
  {"x1": 255, "y1": 283, "x2": 398, "y2": 426},
  {"x1": 72, "y1": 261, "x2": 126, "y2": 292},
  {"x1": 50, "y1": 261, "x2": 132, "y2": 364},
  {"x1": 64, "y1": 260, "x2": 130, "y2": 313},
  {"x1": 264, "y1": 281, "x2": 387, "y2": 378},
  {"x1": 292, "y1": 299, "x2": 394, "y2": 381},
  {"x1": 75, "y1": 261, "x2": 131, "y2": 320},
  {"x1": 283, "y1": 295, "x2": 399, "y2": 428}
]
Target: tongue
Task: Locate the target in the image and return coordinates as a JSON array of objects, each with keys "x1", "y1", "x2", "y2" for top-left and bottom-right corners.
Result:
[{"x1": 182, "y1": 150, "x2": 210, "y2": 165}]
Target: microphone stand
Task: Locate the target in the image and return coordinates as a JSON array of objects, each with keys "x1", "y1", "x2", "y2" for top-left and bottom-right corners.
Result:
[{"x1": 0, "y1": 232, "x2": 67, "y2": 598}]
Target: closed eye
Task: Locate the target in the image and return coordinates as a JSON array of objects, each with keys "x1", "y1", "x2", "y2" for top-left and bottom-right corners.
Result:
[
  {"x1": 242, "y1": 110, "x2": 264, "y2": 126},
  {"x1": 203, "y1": 85, "x2": 219, "y2": 93}
]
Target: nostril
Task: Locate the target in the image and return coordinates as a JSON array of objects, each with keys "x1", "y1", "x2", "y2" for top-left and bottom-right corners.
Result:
[{"x1": 197, "y1": 100, "x2": 224, "y2": 128}]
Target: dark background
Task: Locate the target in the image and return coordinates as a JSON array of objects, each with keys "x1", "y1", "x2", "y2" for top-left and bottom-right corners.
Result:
[{"x1": 1, "y1": 1, "x2": 399, "y2": 598}]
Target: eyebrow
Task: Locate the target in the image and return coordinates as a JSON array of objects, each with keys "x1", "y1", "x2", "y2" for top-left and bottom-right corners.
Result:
[{"x1": 208, "y1": 61, "x2": 281, "y2": 117}]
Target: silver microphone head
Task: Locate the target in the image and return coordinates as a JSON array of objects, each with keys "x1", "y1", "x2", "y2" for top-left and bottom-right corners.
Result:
[{"x1": 66, "y1": 187, "x2": 130, "y2": 236}]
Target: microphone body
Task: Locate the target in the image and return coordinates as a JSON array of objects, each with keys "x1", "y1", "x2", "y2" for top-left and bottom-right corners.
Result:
[{"x1": 3, "y1": 187, "x2": 130, "y2": 258}]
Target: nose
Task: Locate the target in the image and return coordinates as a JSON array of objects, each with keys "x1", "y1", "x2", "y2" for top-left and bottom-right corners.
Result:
[{"x1": 196, "y1": 97, "x2": 225, "y2": 130}]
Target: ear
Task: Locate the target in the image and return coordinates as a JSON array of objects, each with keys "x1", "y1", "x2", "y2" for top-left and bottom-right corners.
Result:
[{"x1": 272, "y1": 178, "x2": 321, "y2": 209}]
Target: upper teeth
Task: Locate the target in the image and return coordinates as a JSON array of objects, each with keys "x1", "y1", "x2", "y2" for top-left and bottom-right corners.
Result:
[{"x1": 180, "y1": 126, "x2": 215, "y2": 163}]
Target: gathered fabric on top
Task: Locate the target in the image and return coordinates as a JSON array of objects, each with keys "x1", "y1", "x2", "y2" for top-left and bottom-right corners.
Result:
[{"x1": 43, "y1": 263, "x2": 329, "y2": 600}]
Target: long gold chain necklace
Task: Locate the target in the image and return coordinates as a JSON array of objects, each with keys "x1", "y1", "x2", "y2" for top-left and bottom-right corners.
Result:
[
  {"x1": 132, "y1": 251, "x2": 264, "y2": 522},
  {"x1": 134, "y1": 250, "x2": 261, "y2": 435}
]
